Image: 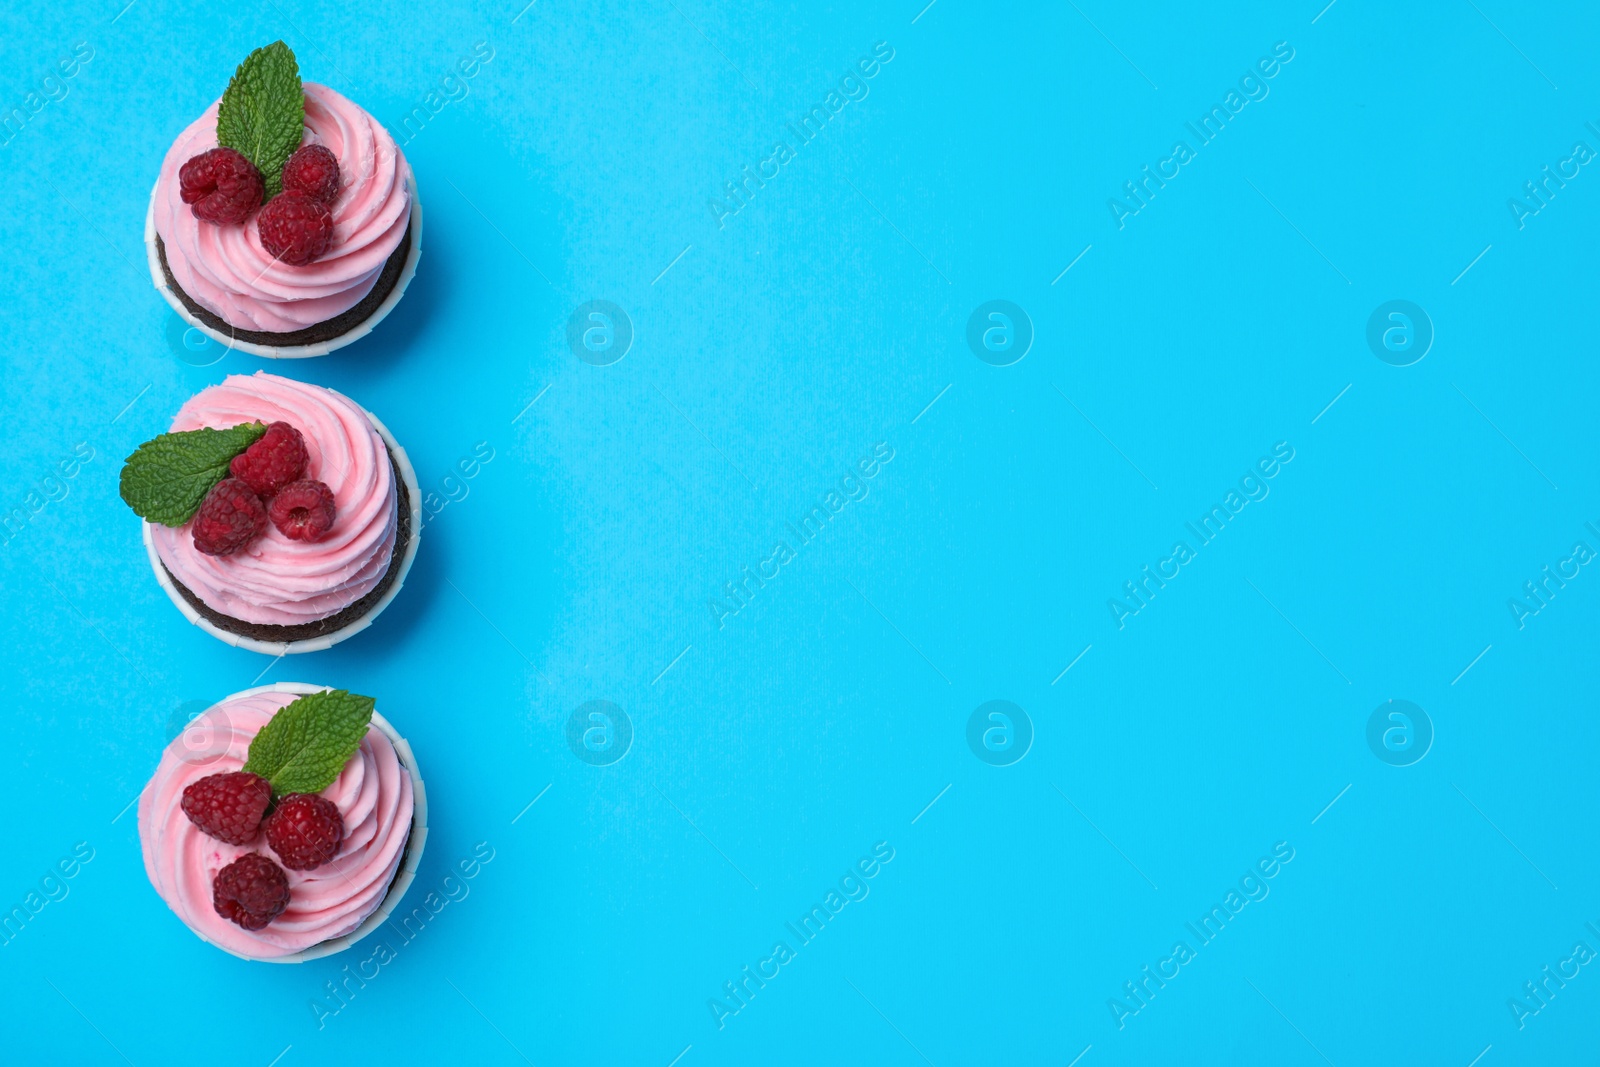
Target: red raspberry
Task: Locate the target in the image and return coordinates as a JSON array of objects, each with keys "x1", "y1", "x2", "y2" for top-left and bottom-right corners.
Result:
[
  {"x1": 212, "y1": 853, "x2": 290, "y2": 930},
  {"x1": 269, "y1": 479, "x2": 337, "y2": 542},
  {"x1": 264, "y1": 793, "x2": 345, "y2": 870},
  {"x1": 256, "y1": 192, "x2": 333, "y2": 265},
  {"x1": 178, "y1": 147, "x2": 264, "y2": 225},
  {"x1": 281, "y1": 144, "x2": 341, "y2": 204},
  {"x1": 192, "y1": 478, "x2": 267, "y2": 556},
  {"x1": 229, "y1": 421, "x2": 308, "y2": 497},
  {"x1": 180, "y1": 771, "x2": 271, "y2": 845}
]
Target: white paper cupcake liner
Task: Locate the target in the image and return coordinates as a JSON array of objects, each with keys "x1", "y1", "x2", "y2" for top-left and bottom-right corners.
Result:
[
  {"x1": 142, "y1": 404, "x2": 423, "y2": 656},
  {"x1": 144, "y1": 176, "x2": 423, "y2": 360},
  {"x1": 181, "y1": 683, "x2": 429, "y2": 965}
]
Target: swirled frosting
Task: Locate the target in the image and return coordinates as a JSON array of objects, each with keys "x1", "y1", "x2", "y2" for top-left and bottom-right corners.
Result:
[
  {"x1": 149, "y1": 372, "x2": 398, "y2": 627},
  {"x1": 138, "y1": 690, "x2": 415, "y2": 960},
  {"x1": 153, "y1": 82, "x2": 412, "y2": 333}
]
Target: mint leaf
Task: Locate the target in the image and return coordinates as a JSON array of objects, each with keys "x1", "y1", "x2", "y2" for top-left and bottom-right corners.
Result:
[
  {"x1": 243, "y1": 690, "x2": 376, "y2": 797},
  {"x1": 119, "y1": 422, "x2": 266, "y2": 526},
  {"x1": 216, "y1": 41, "x2": 304, "y2": 199}
]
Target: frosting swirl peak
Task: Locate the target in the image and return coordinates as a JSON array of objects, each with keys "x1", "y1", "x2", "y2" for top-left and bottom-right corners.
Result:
[
  {"x1": 148, "y1": 372, "x2": 398, "y2": 627},
  {"x1": 153, "y1": 82, "x2": 411, "y2": 333},
  {"x1": 138, "y1": 689, "x2": 415, "y2": 960}
]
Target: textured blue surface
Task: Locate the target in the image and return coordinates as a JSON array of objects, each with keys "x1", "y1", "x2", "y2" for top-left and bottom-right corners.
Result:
[{"x1": 2, "y1": 1, "x2": 1598, "y2": 1064}]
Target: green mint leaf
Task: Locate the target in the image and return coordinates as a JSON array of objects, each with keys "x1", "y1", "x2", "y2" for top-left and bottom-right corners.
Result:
[
  {"x1": 243, "y1": 690, "x2": 376, "y2": 798},
  {"x1": 118, "y1": 422, "x2": 267, "y2": 526},
  {"x1": 216, "y1": 41, "x2": 304, "y2": 199}
]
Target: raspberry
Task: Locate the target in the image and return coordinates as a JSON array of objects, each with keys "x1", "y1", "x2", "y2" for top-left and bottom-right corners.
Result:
[
  {"x1": 178, "y1": 147, "x2": 264, "y2": 225},
  {"x1": 192, "y1": 478, "x2": 267, "y2": 556},
  {"x1": 268, "y1": 479, "x2": 337, "y2": 542},
  {"x1": 256, "y1": 192, "x2": 333, "y2": 265},
  {"x1": 281, "y1": 144, "x2": 341, "y2": 204},
  {"x1": 212, "y1": 853, "x2": 290, "y2": 930},
  {"x1": 180, "y1": 771, "x2": 271, "y2": 845},
  {"x1": 264, "y1": 793, "x2": 345, "y2": 870},
  {"x1": 229, "y1": 421, "x2": 308, "y2": 497}
]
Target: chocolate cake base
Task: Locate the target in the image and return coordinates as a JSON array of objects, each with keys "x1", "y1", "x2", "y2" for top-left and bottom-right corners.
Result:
[
  {"x1": 161, "y1": 451, "x2": 413, "y2": 645},
  {"x1": 156, "y1": 215, "x2": 415, "y2": 349}
]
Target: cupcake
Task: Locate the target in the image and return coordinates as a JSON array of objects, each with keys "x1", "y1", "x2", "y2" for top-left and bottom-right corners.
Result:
[
  {"x1": 146, "y1": 41, "x2": 420, "y2": 358},
  {"x1": 138, "y1": 684, "x2": 426, "y2": 962},
  {"x1": 119, "y1": 371, "x2": 421, "y2": 655}
]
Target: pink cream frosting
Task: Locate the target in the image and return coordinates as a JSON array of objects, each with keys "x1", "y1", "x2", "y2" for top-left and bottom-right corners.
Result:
[
  {"x1": 138, "y1": 690, "x2": 415, "y2": 959},
  {"x1": 153, "y1": 82, "x2": 412, "y2": 333},
  {"x1": 149, "y1": 372, "x2": 398, "y2": 627}
]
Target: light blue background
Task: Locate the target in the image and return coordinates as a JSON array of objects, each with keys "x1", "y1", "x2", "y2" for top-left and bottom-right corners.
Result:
[{"x1": 2, "y1": 1, "x2": 1597, "y2": 1064}]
